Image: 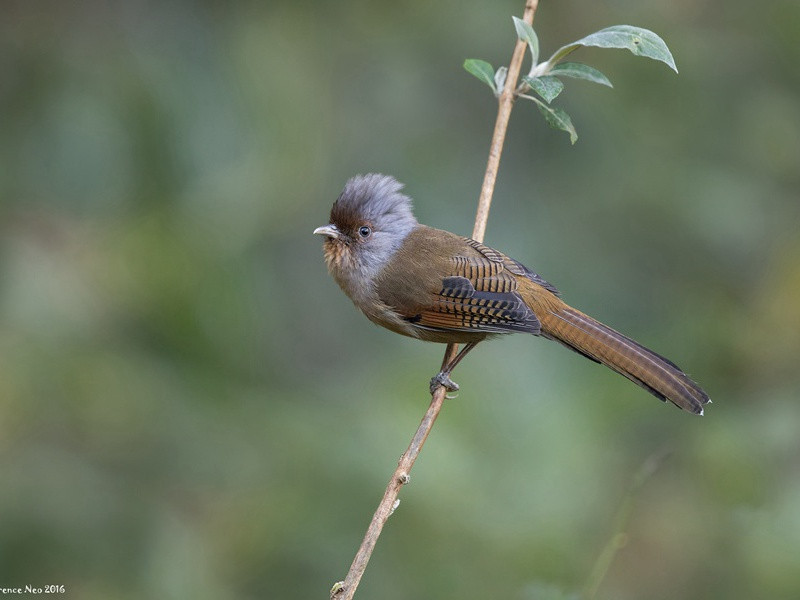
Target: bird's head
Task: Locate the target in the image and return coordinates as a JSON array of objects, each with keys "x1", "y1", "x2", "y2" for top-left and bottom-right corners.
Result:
[{"x1": 314, "y1": 174, "x2": 418, "y2": 288}]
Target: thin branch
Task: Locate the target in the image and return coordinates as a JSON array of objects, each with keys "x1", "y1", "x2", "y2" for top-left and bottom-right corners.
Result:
[
  {"x1": 330, "y1": 384, "x2": 450, "y2": 600},
  {"x1": 331, "y1": 2, "x2": 539, "y2": 598},
  {"x1": 473, "y1": 0, "x2": 540, "y2": 243}
]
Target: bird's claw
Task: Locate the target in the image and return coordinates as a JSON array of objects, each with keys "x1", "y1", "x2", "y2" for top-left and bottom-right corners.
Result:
[{"x1": 430, "y1": 372, "x2": 460, "y2": 395}]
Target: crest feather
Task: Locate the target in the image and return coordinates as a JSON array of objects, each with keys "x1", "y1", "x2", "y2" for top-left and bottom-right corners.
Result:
[{"x1": 330, "y1": 174, "x2": 416, "y2": 231}]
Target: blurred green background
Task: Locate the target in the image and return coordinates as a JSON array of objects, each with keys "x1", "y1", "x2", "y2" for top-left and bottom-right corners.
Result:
[{"x1": 1, "y1": 1, "x2": 799, "y2": 598}]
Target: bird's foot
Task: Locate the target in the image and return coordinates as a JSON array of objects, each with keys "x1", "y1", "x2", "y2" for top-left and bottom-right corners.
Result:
[{"x1": 430, "y1": 371, "x2": 459, "y2": 396}]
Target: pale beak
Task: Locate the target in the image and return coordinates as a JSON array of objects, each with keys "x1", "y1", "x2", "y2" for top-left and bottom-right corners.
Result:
[{"x1": 313, "y1": 224, "x2": 340, "y2": 239}]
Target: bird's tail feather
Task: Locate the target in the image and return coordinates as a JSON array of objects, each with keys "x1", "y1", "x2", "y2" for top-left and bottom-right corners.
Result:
[{"x1": 539, "y1": 304, "x2": 710, "y2": 414}]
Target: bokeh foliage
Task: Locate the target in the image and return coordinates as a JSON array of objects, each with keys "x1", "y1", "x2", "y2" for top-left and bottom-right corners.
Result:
[{"x1": 1, "y1": 1, "x2": 799, "y2": 598}]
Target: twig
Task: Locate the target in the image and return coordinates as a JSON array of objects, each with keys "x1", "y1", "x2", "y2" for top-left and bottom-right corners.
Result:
[
  {"x1": 331, "y1": 2, "x2": 539, "y2": 598},
  {"x1": 473, "y1": 0, "x2": 540, "y2": 243}
]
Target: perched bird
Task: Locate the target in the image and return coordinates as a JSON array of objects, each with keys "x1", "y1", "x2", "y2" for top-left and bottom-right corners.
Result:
[{"x1": 314, "y1": 174, "x2": 710, "y2": 414}]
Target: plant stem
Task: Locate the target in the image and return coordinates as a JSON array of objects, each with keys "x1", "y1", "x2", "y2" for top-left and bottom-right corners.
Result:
[
  {"x1": 331, "y1": 2, "x2": 539, "y2": 598},
  {"x1": 473, "y1": 0, "x2": 539, "y2": 243}
]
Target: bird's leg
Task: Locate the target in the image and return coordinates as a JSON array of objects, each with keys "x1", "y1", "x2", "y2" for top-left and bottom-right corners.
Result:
[{"x1": 429, "y1": 342, "x2": 479, "y2": 395}]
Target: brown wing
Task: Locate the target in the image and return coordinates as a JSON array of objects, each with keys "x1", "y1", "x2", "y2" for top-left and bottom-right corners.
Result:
[
  {"x1": 464, "y1": 238, "x2": 560, "y2": 296},
  {"x1": 409, "y1": 238, "x2": 542, "y2": 336}
]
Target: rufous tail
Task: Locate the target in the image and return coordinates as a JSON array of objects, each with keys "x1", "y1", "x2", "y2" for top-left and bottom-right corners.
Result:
[{"x1": 538, "y1": 301, "x2": 710, "y2": 414}]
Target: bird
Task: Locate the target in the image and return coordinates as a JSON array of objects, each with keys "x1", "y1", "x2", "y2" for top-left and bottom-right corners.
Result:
[{"x1": 314, "y1": 174, "x2": 710, "y2": 415}]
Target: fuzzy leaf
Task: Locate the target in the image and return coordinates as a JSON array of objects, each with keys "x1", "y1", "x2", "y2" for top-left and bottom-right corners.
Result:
[
  {"x1": 546, "y1": 25, "x2": 677, "y2": 73},
  {"x1": 494, "y1": 66, "x2": 508, "y2": 93},
  {"x1": 463, "y1": 59, "x2": 498, "y2": 93},
  {"x1": 523, "y1": 75, "x2": 564, "y2": 103},
  {"x1": 550, "y1": 62, "x2": 613, "y2": 87},
  {"x1": 535, "y1": 103, "x2": 578, "y2": 144},
  {"x1": 513, "y1": 16, "x2": 539, "y2": 65}
]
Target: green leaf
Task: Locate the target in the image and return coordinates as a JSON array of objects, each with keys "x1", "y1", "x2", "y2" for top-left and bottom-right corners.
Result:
[
  {"x1": 545, "y1": 25, "x2": 678, "y2": 73},
  {"x1": 463, "y1": 59, "x2": 498, "y2": 93},
  {"x1": 536, "y1": 102, "x2": 578, "y2": 144},
  {"x1": 550, "y1": 62, "x2": 613, "y2": 87},
  {"x1": 577, "y1": 26, "x2": 677, "y2": 72},
  {"x1": 523, "y1": 75, "x2": 564, "y2": 103},
  {"x1": 519, "y1": 91, "x2": 578, "y2": 143},
  {"x1": 512, "y1": 16, "x2": 539, "y2": 65}
]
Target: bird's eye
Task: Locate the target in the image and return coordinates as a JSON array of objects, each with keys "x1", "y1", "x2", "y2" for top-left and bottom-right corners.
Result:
[{"x1": 358, "y1": 226, "x2": 372, "y2": 238}]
